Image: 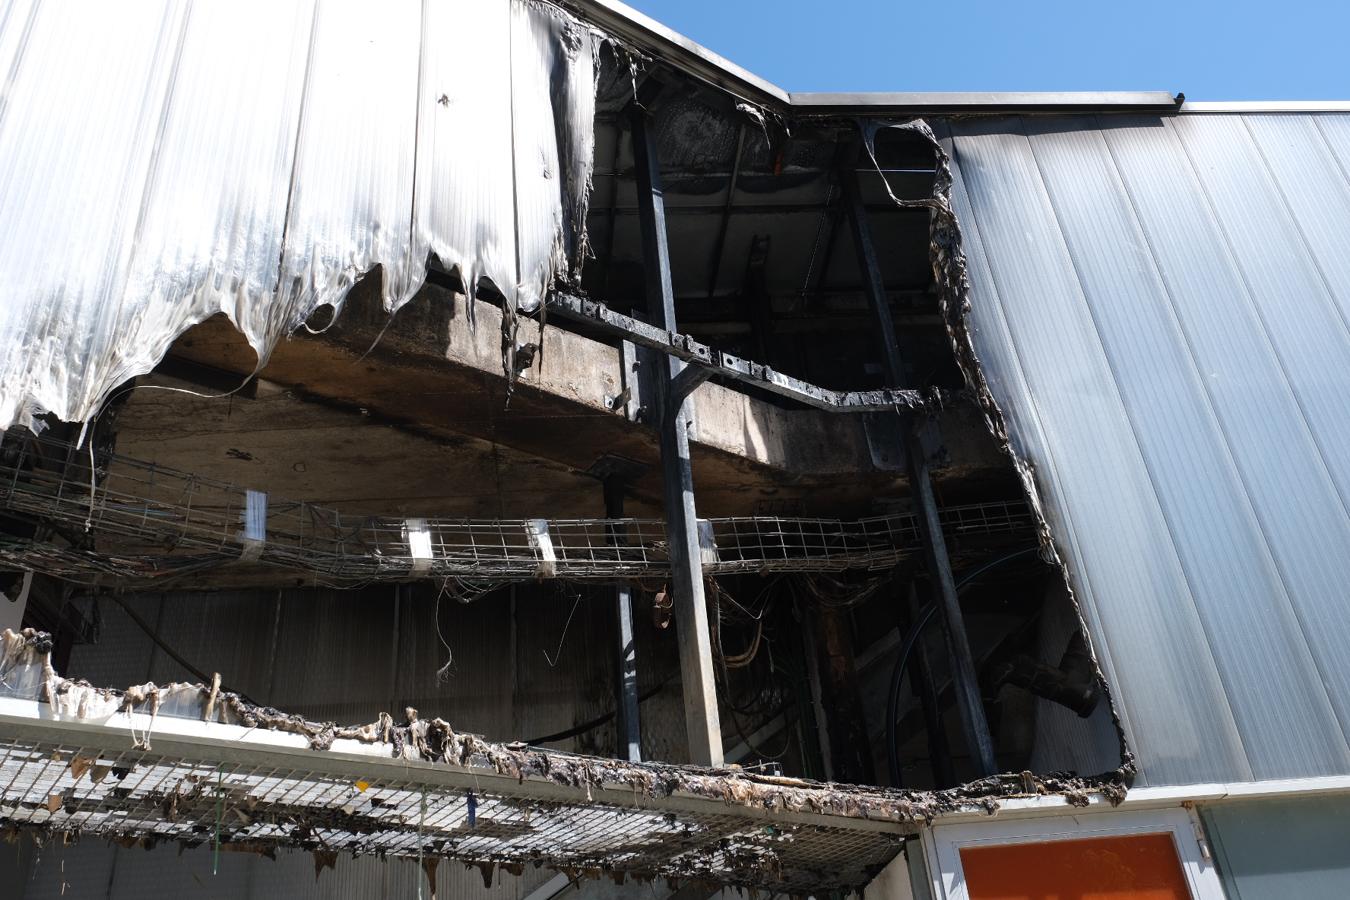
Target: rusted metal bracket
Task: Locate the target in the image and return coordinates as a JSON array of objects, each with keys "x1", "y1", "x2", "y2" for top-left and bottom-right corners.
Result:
[{"x1": 545, "y1": 292, "x2": 927, "y2": 413}]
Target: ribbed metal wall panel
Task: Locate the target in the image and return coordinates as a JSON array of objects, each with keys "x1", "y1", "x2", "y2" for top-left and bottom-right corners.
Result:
[
  {"x1": 1202, "y1": 795, "x2": 1350, "y2": 899},
  {"x1": 0, "y1": 0, "x2": 600, "y2": 433},
  {"x1": 946, "y1": 112, "x2": 1350, "y2": 786},
  {"x1": 20, "y1": 842, "x2": 558, "y2": 900},
  {"x1": 279, "y1": 0, "x2": 423, "y2": 321}
]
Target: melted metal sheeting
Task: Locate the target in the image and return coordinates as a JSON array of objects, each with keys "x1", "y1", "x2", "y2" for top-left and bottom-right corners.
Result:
[{"x1": 0, "y1": 0, "x2": 600, "y2": 432}]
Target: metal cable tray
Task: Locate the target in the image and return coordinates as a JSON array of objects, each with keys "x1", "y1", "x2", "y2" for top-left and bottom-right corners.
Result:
[{"x1": 0, "y1": 433, "x2": 1033, "y2": 584}]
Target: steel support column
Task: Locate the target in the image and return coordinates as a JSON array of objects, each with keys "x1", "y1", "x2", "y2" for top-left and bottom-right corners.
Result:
[
  {"x1": 842, "y1": 151, "x2": 999, "y2": 778},
  {"x1": 602, "y1": 474, "x2": 642, "y2": 763},
  {"x1": 811, "y1": 606, "x2": 875, "y2": 785},
  {"x1": 630, "y1": 99, "x2": 725, "y2": 767},
  {"x1": 906, "y1": 580, "x2": 956, "y2": 788}
]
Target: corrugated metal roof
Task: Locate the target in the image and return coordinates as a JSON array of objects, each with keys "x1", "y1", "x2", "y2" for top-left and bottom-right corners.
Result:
[
  {"x1": 944, "y1": 112, "x2": 1350, "y2": 786},
  {"x1": 0, "y1": 0, "x2": 599, "y2": 433}
]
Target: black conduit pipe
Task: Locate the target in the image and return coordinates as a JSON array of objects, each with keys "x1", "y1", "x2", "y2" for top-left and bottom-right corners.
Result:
[{"x1": 886, "y1": 547, "x2": 1039, "y2": 787}]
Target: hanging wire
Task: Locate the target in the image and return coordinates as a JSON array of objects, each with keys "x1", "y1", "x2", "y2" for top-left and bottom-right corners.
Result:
[
  {"x1": 212, "y1": 767, "x2": 223, "y2": 876},
  {"x1": 707, "y1": 577, "x2": 796, "y2": 761},
  {"x1": 417, "y1": 786, "x2": 427, "y2": 900},
  {"x1": 431, "y1": 584, "x2": 455, "y2": 682},
  {"x1": 543, "y1": 586, "x2": 582, "y2": 668}
]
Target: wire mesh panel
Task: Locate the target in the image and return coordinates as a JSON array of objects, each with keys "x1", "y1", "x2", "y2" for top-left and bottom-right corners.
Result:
[
  {"x1": 0, "y1": 630, "x2": 914, "y2": 894},
  {"x1": 0, "y1": 432, "x2": 1033, "y2": 586},
  {"x1": 0, "y1": 731, "x2": 904, "y2": 893}
]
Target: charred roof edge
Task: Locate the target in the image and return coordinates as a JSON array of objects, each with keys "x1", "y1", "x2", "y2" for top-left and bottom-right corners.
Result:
[{"x1": 569, "y1": 0, "x2": 791, "y2": 107}]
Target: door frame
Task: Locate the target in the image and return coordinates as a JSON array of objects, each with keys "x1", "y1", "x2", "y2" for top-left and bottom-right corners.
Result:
[{"x1": 923, "y1": 806, "x2": 1226, "y2": 899}]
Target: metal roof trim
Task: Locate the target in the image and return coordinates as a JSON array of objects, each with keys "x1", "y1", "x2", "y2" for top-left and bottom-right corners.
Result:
[
  {"x1": 569, "y1": 4, "x2": 1350, "y2": 117},
  {"x1": 572, "y1": 3, "x2": 1186, "y2": 115},
  {"x1": 569, "y1": 0, "x2": 790, "y2": 106},
  {"x1": 790, "y1": 90, "x2": 1183, "y2": 115},
  {"x1": 1179, "y1": 100, "x2": 1350, "y2": 113}
]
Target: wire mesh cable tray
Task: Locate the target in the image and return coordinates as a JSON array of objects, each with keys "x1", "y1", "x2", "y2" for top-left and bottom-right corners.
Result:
[{"x1": 0, "y1": 432, "x2": 1032, "y2": 583}]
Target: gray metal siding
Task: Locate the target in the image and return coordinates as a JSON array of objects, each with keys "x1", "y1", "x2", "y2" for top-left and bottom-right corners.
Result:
[
  {"x1": 19, "y1": 842, "x2": 557, "y2": 900},
  {"x1": 945, "y1": 112, "x2": 1350, "y2": 786},
  {"x1": 1202, "y1": 795, "x2": 1350, "y2": 899}
]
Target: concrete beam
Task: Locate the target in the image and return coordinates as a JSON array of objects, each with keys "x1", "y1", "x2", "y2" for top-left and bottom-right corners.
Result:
[{"x1": 157, "y1": 280, "x2": 1008, "y2": 520}]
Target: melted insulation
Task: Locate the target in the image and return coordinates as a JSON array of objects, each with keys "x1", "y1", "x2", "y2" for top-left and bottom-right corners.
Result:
[
  {"x1": 0, "y1": 0, "x2": 600, "y2": 432},
  {"x1": 0, "y1": 629, "x2": 1127, "y2": 894}
]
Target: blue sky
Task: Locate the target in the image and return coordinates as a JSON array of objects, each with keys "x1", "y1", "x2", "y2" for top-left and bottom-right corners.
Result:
[{"x1": 623, "y1": 0, "x2": 1350, "y2": 100}]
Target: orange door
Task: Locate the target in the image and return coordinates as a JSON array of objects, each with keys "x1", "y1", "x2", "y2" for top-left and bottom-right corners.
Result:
[{"x1": 960, "y1": 833, "x2": 1193, "y2": 900}]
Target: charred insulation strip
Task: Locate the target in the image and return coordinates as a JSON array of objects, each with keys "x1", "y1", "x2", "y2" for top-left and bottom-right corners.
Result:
[
  {"x1": 865, "y1": 117, "x2": 1137, "y2": 786},
  {"x1": 0, "y1": 628, "x2": 1126, "y2": 894}
]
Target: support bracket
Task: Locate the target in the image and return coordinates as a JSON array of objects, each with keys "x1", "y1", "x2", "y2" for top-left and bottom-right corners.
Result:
[{"x1": 544, "y1": 292, "x2": 927, "y2": 414}]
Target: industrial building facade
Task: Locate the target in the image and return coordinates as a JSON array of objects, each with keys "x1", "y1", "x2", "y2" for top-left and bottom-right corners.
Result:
[{"x1": 1, "y1": 0, "x2": 1348, "y2": 897}]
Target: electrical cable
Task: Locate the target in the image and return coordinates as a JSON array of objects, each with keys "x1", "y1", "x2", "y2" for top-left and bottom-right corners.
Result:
[
  {"x1": 714, "y1": 604, "x2": 792, "y2": 759},
  {"x1": 725, "y1": 700, "x2": 794, "y2": 763},
  {"x1": 105, "y1": 592, "x2": 261, "y2": 706},
  {"x1": 885, "y1": 547, "x2": 1039, "y2": 787},
  {"x1": 524, "y1": 677, "x2": 670, "y2": 745},
  {"x1": 711, "y1": 591, "x2": 776, "y2": 717},
  {"x1": 721, "y1": 615, "x2": 763, "y2": 669}
]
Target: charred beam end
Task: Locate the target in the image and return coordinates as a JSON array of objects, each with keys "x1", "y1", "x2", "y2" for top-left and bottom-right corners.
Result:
[{"x1": 544, "y1": 293, "x2": 927, "y2": 413}]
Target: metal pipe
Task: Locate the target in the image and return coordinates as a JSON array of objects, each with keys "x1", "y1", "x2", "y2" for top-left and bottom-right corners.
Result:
[
  {"x1": 905, "y1": 581, "x2": 954, "y2": 788},
  {"x1": 704, "y1": 123, "x2": 746, "y2": 299},
  {"x1": 886, "y1": 548, "x2": 1038, "y2": 786}
]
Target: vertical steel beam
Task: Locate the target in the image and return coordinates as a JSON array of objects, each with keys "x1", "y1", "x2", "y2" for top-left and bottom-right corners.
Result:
[
  {"x1": 630, "y1": 99, "x2": 725, "y2": 767},
  {"x1": 705, "y1": 123, "x2": 746, "y2": 300},
  {"x1": 811, "y1": 606, "x2": 876, "y2": 785},
  {"x1": 906, "y1": 580, "x2": 956, "y2": 788},
  {"x1": 842, "y1": 149, "x2": 999, "y2": 778},
  {"x1": 603, "y1": 476, "x2": 642, "y2": 763},
  {"x1": 797, "y1": 605, "x2": 835, "y2": 781}
]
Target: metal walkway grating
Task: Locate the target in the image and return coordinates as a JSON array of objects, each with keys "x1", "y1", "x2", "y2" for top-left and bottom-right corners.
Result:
[
  {"x1": 0, "y1": 729, "x2": 902, "y2": 893},
  {"x1": 0, "y1": 631, "x2": 919, "y2": 894}
]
